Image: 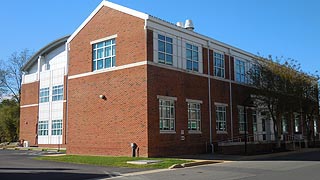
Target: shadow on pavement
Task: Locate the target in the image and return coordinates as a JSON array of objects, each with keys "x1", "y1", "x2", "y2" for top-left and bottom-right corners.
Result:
[
  {"x1": 0, "y1": 172, "x2": 118, "y2": 180},
  {"x1": 0, "y1": 167, "x2": 75, "y2": 171},
  {"x1": 174, "y1": 148, "x2": 320, "y2": 162}
]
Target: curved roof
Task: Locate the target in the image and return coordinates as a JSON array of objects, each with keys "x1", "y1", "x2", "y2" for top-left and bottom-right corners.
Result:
[{"x1": 22, "y1": 35, "x2": 70, "y2": 72}]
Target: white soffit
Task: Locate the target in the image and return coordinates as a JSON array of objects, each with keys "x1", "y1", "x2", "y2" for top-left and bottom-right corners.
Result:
[{"x1": 67, "y1": 0, "x2": 149, "y2": 43}]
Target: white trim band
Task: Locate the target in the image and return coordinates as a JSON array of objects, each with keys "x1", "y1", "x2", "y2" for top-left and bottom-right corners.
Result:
[
  {"x1": 90, "y1": 34, "x2": 118, "y2": 44},
  {"x1": 157, "y1": 95, "x2": 177, "y2": 101},
  {"x1": 68, "y1": 61, "x2": 147, "y2": 80},
  {"x1": 214, "y1": 102, "x2": 228, "y2": 107},
  {"x1": 21, "y1": 104, "x2": 38, "y2": 108},
  {"x1": 186, "y1": 99, "x2": 203, "y2": 104}
]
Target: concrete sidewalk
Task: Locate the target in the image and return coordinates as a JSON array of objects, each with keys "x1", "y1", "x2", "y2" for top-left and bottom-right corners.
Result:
[{"x1": 1, "y1": 146, "x2": 66, "y2": 153}]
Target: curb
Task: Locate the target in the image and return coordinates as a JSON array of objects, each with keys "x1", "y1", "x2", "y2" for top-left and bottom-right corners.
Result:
[
  {"x1": 1, "y1": 147, "x2": 66, "y2": 153},
  {"x1": 169, "y1": 160, "x2": 224, "y2": 169}
]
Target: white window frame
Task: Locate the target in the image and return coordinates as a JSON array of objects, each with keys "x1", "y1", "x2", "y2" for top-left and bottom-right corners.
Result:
[
  {"x1": 52, "y1": 119, "x2": 62, "y2": 136},
  {"x1": 186, "y1": 43, "x2": 199, "y2": 72},
  {"x1": 158, "y1": 34, "x2": 173, "y2": 65},
  {"x1": 158, "y1": 96, "x2": 176, "y2": 133},
  {"x1": 52, "y1": 85, "x2": 63, "y2": 101},
  {"x1": 92, "y1": 38, "x2": 116, "y2": 71},
  {"x1": 314, "y1": 117, "x2": 318, "y2": 135},
  {"x1": 187, "y1": 100, "x2": 201, "y2": 133},
  {"x1": 216, "y1": 105, "x2": 227, "y2": 133},
  {"x1": 214, "y1": 52, "x2": 225, "y2": 78},
  {"x1": 282, "y1": 115, "x2": 288, "y2": 133},
  {"x1": 38, "y1": 120, "x2": 49, "y2": 136},
  {"x1": 294, "y1": 113, "x2": 301, "y2": 133},
  {"x1": 252, "y1": 110, "x2": 257, "y2": 132},
  {"x1": 39, "y1": 87, "x2": 49, "y2": 103}
]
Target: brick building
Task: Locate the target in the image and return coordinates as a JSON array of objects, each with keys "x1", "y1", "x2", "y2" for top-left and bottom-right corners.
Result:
[{"x1": 20, "y1": 1, "x2": 319, "y2": 156}]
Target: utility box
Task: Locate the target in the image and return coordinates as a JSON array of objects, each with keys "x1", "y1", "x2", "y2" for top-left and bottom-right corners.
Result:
[{"x1": 23, "y1": 141, "x2": 29, "y2": 148}]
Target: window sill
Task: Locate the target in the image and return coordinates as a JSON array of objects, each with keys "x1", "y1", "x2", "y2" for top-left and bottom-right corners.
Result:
[
  {"x1": 160, "y1": 130, "x2": 176, "y2": 134},
  {"x1": 188, "y1": 131, "x2": 202, "y2": 134},
  {"x1": 93, "y1": 66, "x2": 116, "y2": 72}
]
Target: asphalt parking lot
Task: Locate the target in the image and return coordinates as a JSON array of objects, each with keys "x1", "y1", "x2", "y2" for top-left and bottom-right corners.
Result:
[{"x1": 0, "y1": 149, "x2": 148, "y2": 180}]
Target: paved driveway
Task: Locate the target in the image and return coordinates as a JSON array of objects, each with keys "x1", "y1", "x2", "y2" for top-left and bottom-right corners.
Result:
[
  {"x1": 0, "y1": 149, "x2": 147, "y2": 180},
  {"x1": 109, "y1": 149, "x2": 320, "y2": 180}
]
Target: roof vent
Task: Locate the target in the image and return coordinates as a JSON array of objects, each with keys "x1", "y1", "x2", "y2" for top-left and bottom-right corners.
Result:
[
  {"x1": 176, "y1": 22, "x2": 184, "y2": 28},
  {"x1": 184, "y1": 19, "x2": 194, "y2": 31}
]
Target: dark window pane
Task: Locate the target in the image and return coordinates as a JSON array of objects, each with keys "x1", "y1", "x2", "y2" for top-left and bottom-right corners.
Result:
[
  {"x1": 158, "y1": 41, "x2": 165, "y2": 52},
  {"x1": 158, "y1": 52, "x2": 165, "y2": 61},
  {"x1": 166, "y1": 43, "x2": 172, "y2": 54},
  {"x1": 187, "y1": 60, "x2": 192, "y2": 70},
  {"x1": 158, "y1": 34, "x2": 165, "y2": 40},
  {"x1": 97, "y1": 60, "x2": 103, "y2": 70}
]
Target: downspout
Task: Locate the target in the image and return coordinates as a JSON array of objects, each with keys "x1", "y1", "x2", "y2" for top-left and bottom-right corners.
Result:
[
  {"x1": 228, "y1": 48, "x2": 234, "y2": 140},
  {"x1": 207, "y1": 41, "x2": 213, "y2": 153}
]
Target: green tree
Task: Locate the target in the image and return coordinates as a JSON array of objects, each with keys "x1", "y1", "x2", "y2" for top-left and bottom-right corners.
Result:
[
  {"x1": 0, "y1": 49, "x2": 31, "y2": 103},
  {"x1": 0, "y1": 49, "x2": 31, "y2": 142},
  {"x1": 248, "y1": 56, "x2": 319, "y2": 148},
  {"x1": 0, "y1": 99, "x2": 20, "y2": 142}
]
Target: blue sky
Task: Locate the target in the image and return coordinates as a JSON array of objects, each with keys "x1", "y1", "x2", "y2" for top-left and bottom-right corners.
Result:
[{"x1": 0, "y1": 0, "x2": 319, "y2": 73}]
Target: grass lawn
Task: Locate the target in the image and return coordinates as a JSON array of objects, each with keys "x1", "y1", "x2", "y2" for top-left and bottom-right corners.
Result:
[{"x1": 36, "y1": 155, "x2": 191, "y2": 169}]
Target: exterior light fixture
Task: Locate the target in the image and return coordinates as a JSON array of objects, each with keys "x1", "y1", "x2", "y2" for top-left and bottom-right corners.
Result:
[{"x1": 99, "y1": 94, "x2": 107, "y2": 100}]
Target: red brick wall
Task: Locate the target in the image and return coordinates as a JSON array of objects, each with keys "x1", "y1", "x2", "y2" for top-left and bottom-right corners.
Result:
[
  {"x1": 146, "y1": 29, "x2": 153, "y2": 62},
  {"x1": 210, "y1": 79, "x2": 231, "y2": 141},
  {"x1": 225, "y1": 55, "x2": 230, "y2": 80},
  {"x1": 68, "y1": 6, "x2": 147, "y2": 76},
  {"x1": 209, "y1": 50, "x2": 214, "y2": 76},
  {"x1": 67, "y1": 4, "x2": 149, "y2": 156},
  {"x1": 20, "y1": 106, "x2": 38, "y2": 146},
  {"x1": 147, "y1": 65, "x2": 210, "y2": 156},
  {"x1": 20, "y1": 82, "x2": 39, "y2": 145},
  {"x1": 20, "y1": 82, "x2": 39, "y2": 106},
  {"x1": 67, "y1": 65, "x2": 148, "y2": 156},
  {"x1": 230, "y1": 56, "x2": 235, "y2": 81}
]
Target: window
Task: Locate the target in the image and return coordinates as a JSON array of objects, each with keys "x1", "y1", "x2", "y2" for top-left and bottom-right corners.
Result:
[
  {"x1": 252, "y1": 110, "x2": 257, "y2": 132},
  {"x1": 216, "y1": 106, "x2": 227, "y2": 132},
  {"x1": 52, "y1": 85, "x2": 63, "y2": 101},
  {"x1": 38, "y1": 120, "x2": 48, "y2": 136},
  {"x1": 186, "y1": 43, "x2": 199, "y2": 71},
  {"x1": 158, "y1": 34, "x2": 173, "y2": 65},
  {"x1": 159, "y1": 99, "x2": 175, "y2": 131},
  {"x1": 188, "y1": 102, "x2": 201, "y2": 131},
  {"x1": 92, "y1": 38, "x2": 116, "y2": 70},
  {"x1": 249, "y1": 63, "x2": 260, "y2": 84},
  {"x1": 282, "y1": 115, "x2": 288, "y2": 133},
  {"x1": 52, "y1": 119, "x2": 62, "y2": 135},
  {"x1": 238, "y1": 106, "x2": 247, "y2": 132},
  {"x1": 294, "y1": 113, "x2": 300, "y2": 133},
  {"x1": 214, "y1": 52, "x2": 225, "y2": 78},
  {"x1": 235, "y1": 59, "x2": 246, "y2": 83},
  {"x1": 39, "y1": 87, "x2": 49, "y2": 103}
]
